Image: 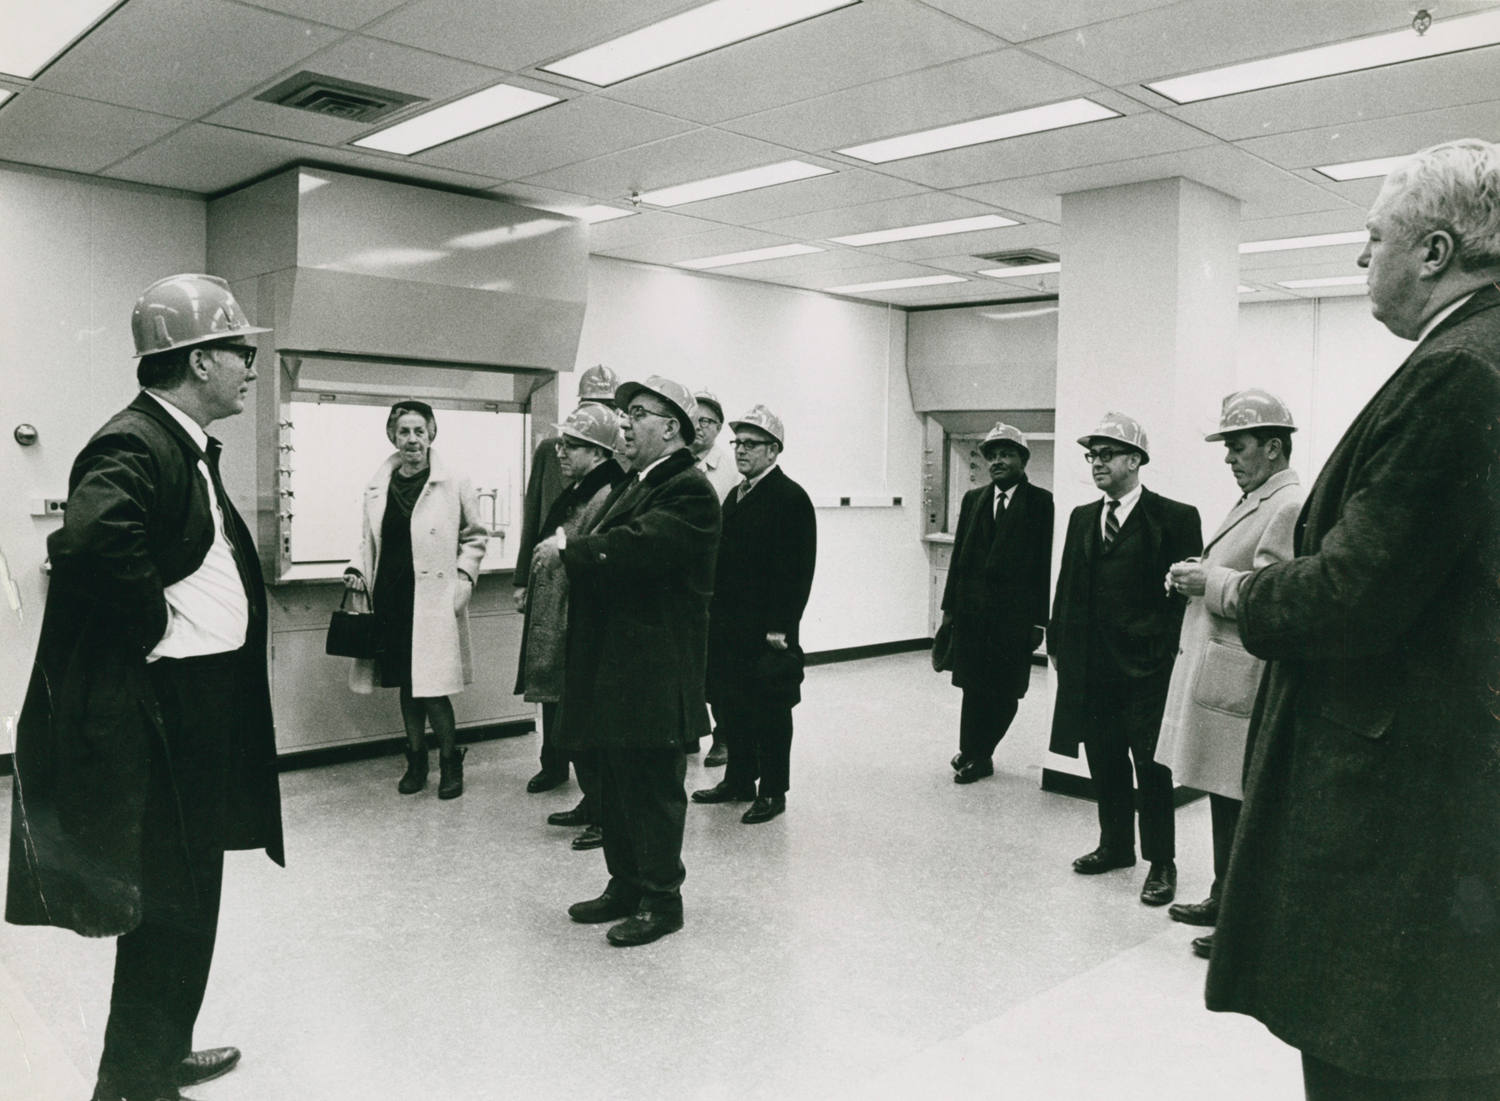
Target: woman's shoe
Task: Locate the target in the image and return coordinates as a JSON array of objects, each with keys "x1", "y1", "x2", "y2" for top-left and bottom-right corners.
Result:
[
  {"x1": 398, "y1": 749, "x2": 428, "y2": 794},
  {"x1": 438, "y1": 746, "x2": 467, "y2": 799}
]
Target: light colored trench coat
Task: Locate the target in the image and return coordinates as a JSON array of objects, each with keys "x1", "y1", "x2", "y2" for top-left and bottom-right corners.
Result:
[
  {"x1": 349, "y1": 448, "x2": 488, "y2": 698},
  {"x1": 1154, "y1": 468, "x2": 1302, "y2": 798}
]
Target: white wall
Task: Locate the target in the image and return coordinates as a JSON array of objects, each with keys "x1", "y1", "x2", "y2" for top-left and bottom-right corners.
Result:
[{"x1": 568, "y1": 257, "x2": 930, "y2": 653}]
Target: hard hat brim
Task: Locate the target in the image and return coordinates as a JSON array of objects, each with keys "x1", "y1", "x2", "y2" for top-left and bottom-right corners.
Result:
[
  {"x1": 979, "y1": 438, "x2": 1029, "y2": 460},
  {"x1": 131, "y1": 325, "x2": 271, "y2": 358},
  {"x1": 614, "y1": 381, "x2": 696, "y2": 445},
  {"x1": 1204, "y1": 423, "x2": 1299, "y2": 442},
  {"x1": 1077, "y1": 434, "x2": 1149, "y2": 463},
  {"x1": 728, "y1": 421, "x2": 784, "y2": 448}
]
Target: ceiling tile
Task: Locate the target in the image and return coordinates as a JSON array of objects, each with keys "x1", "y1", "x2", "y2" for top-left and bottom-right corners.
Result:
[
  {"x1": 0, "y1": 90, "x2": 183, "y2": 174},
  {"x1": 1234, "y1": 99, "x2": 1500, "y2": 169},
  {"x1": 1239, "y1": 243, "x2": 1366, "y2": 273},
  {"x1": 416, "y1": 96, "x2": 692, "y2": 179},
  {"x1": 851, "y1": 218, "x2": 1057, "y2": 261},
  {"x1": 914, "y1": 0, "x2": 1178, "y2": 42},
  {"x1": 700, "y1": 245, "x2": 895, "y2": 281},
  {"x1": 947, "y1": 178, "x2": 1064, "y2": 222},
  {"x1": 749, "y1": 189, "x2": 1004, "y2": 240},
  {"x1": 35, "y1": 0, "x2": 342, "y2": 119},
  {"x1": 598, "y1": 226, "x2": 798, "y2": 265},
  {"x1": 365, "y1": 0, "x2": 692, "y2": 72},
  {"x1": 581, "y1": 209, "x2": 726, "y2": 251},
  {"x1": 720, "y1": 48, "x2": 1098, "y2": 152},
  {"x1": 1239, "y1": 208, "x2": 1370, "y2": 243},
  {"x1": 780, "y1": 258, "x2": 952, "y2": 289},
  {"x1": 598, "y1": 0, "x2": 1004, "y2": 125},
  {"x1": 239, "y1": 0, "x2": 410, "y2": 30},
  {"x1": 672, "y1": 168, "x2": 925, "y2": 225}
]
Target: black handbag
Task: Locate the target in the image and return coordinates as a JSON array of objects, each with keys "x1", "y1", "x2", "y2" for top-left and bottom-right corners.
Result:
[
  {"x1": 326, "y1": 586, "x2": 379, "y2": 659},
  {"x1": 931, "y1": 620, "x2": 954, "y2": 672}
]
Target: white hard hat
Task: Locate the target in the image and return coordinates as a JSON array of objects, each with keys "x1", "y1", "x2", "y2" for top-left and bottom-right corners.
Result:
[
  {"x1": 729, "y1": 405, "x2": 785, "y2": 448},
  {"x1": 614, "y1": 376, "x2": 700, "y2": 444},
  {"x1": 1204, "y1": 389, "x2": 1297, "y2": 441},
  {"x1": 979, "y1": 421, "x2": 1029, "y2": 459},
  {"x1": 131, "y1": 273, "x2": 269, "y2": 357},
  {"x1": 556, "y1": 402, "x2": 623, "y2": 453},
  {"x1": 1078, "y1": 412, "x2": 1150, "y2": 463}
]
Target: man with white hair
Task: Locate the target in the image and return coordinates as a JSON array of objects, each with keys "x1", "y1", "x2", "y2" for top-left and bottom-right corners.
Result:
[{"x1": 1207, "y1": 139, "x2": 1500, "y2": 1099}]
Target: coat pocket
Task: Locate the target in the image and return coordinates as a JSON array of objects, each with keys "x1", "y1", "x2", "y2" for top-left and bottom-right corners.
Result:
[{"x1": 1192, "y1": 640, "x2": 1264, "y2": 717}]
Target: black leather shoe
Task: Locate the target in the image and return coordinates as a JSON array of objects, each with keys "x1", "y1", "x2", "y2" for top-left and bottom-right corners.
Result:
[
  {"x1": 741, "y1": 795, "x2": 785, "y2": 824},
  {"x1": 437, "y1": 746, "x2": 466, "y2": 800},
  {"x1": 1140, "y1": 861, "x2": 1178, "y2": 906},
  {"x1": 1072, "y1": 847, "x2": 1137, "y2": 875},
  {"x1": 607, "y1": 910, "x2": 683, "y2": 946},
  {"x1": 1169, "y1": 896, "x2": 1219, "y2": 926},
  {"x1": 950, "y1": 753, "x2": 968, "y2": 773},
  {"x1": 526, "y1": 768, "x2": 568, "y2": 794},
  {"x1": 568, "y1": 892, "x2": 638, "y2": 924},
  {"x1": 175, "y1": 1047, "x2": 241, "y2": 1087},
  {"x1": 571, "y1": 824, "x2": 604, "y2": 850},
  {"x1": 954, "y1": 758, "x2": 994, "y2": 784},
  {"x1": 704, "y1": 740, "x2": 729, "y2": 768},
  {"x1": 691, "y1": 780, "x2": 755, "y2": 804},
  {"x1": 548, "y1": 802, "x2": 590, "y2": 827},
  {"x1": 93, "y1": 1091, "x2": 202, "y2": 1101},
  {"x1": 1192, "y1": 933, "x2": 1214, "y2": 959}
]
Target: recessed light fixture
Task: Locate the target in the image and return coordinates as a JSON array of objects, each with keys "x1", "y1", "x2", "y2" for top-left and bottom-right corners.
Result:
[
  {"x1": 677, "y1": 243, "x2": 825, "y2": 270},
  {"x1": 542, "y1": 0, "x2": 859, "y2": 86},
  {"x1": 353, "y1": 84, "x2": 560, "y2": 155},
  {"x1": 838, "y1": 98, "x2": 1121, "y2": 163},
  {"x1": 1240, "y1": 230, "x2": 1368, "y2": 254},
  {"x1": 0, "y1": 0, "x2": 121, "y2": 79},
  {"x1": 830, "y1": 214, "x2": 1019, "y2": 247},
  {"x1": 637, "y1": 160, "x2": 833, "y2": 207},
  {"x1": 1278, "y1": 275, "x2": 1368, "y2": 289},
  {"x1": 1313, "y1": 154, "x2": 1414, "y2": 182},
  {"x1": 978, "y1": 261, "x2": 1061, "y2": 278},
  {"x1": 824, "y1": 274, "x2": 968, "y2": 294},
  {"x1": 531, "y1": 203, "x2": 638, "y2": 224},
  {"x1": 1147, "y1": 8, "x2": 1500, "y2": 104}
]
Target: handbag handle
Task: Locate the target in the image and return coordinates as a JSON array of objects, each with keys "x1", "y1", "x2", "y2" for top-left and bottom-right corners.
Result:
[{"x1": 338, "y1": 587, "x2": 370, "y2": 613}]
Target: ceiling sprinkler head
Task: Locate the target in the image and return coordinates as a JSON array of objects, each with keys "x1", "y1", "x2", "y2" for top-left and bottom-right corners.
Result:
[{"x1": 1412, "y1": 7, "x2": 1433, "y2": 34}]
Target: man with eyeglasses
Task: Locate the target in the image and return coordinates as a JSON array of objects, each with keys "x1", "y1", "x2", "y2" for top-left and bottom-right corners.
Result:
[
  {"x1": 539, "y1": 376, "x2": 720, "y2": 946},
  {"x1": 1047, "y1": 413, "x2": 1201, "y2": 907},
  {"x1": 7, "y1": 275, "x2": 284, "y2": 1101},
  {"x1": 688, "y1": 390, "x2": 738, "y2": 765}
]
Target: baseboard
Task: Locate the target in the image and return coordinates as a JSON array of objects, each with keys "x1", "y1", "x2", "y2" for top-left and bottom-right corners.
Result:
[
  {"x1": 1042, "y1": 768, "x2": 1206, "y2": 808},
  {"x1": 805, "y1": 637, "x2": 931, "y2": 666},
  {"x1": 275, "y1": 719, "x2": 534, "y2": 773}
]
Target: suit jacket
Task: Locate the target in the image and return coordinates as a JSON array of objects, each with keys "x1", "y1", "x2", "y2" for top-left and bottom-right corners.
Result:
[
  {"x1": 706, "y1": 465, "x2": 818, "y2": 708},
  {"x1": 1047, "y1": 487, "x2": 1202, "y2": 757},
  {"x1": 1206, "y1": 286, "x2": 1500, "y2": 1079},
  {"x1": 941, "y1": 478, "x2": 1053, "y2": 698},
  {"x1": 7, "y1": 392, "x2": 284, "y2": 938},
  {"x1": 556, "y1": 448, "x2": 721, "y2": 750}
]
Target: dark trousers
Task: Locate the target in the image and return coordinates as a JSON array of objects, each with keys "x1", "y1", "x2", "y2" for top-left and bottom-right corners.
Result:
[
  {"x1": 1303, "y1": 1053, "x2": 1500, "y2": 1100},
  {"x1": 539, "y1": 702, "x2": 569, "y2": 777},
  {"x1": 958, "y1": 689, "x2": 1020, "y2": 762},
  {"x1": 599, "y1": 747, "x2": 687, "y2": 914},
  {"x1": 98, "y1": 652, "x2": 237, "y2": 1099},
  {"x1": 574, "y1": 750, "x2": 600, "y2": 826},
  {"x1": 1081, "y1": 672, "x2": 1175, "y2": 863},
  {"x1": 1209, "y1": 793, "x2": 1242, "y2": 898},
  {"x1": 720, "y1": 695, "x2": 794, "y2": 798}
]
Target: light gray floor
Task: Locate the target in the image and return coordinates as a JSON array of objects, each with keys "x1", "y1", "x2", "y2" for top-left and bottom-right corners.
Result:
[{"x1": 1, "y1": 653, "x2": 1300, "y2": 1101}]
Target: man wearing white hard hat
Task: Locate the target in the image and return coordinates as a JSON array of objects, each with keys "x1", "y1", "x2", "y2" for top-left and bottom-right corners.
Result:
[
  {"x1": 6, "y1": 275, "x2": 284, "y2": 1101},
  {"x1": 693, "y1": 406, "x2": 817, "y2": 824},
  {"x1": 1154, "y1": 390, "x2": 1302, "y2": 960},
  {"x1": 1047, "y1": 412, "x2": 1201, "y2": 907},
  {"x1": 939, "y1": 422, "x2": 1053, "y2": 785}
]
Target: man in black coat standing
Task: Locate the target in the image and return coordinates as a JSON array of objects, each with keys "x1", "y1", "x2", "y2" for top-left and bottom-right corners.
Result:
[
  {"x1": 7, "y1": 275, "x2": 284, "y2": 1101},
  {"x1": 940, "y1": 422, "x2": 1053, "y2": 785},
  {"x1": 1047, "y1": 413, "x2": 1201, "y2": 906},
  {"x1": 543, "y1": 375, "x2": 720, "y2": 946},
  {"x1": 692, "y1": 405, "x2": 817, "y2": 824},
  {"x1": 1208, "y1": 139, "x2": 1500, "y2": 1101}
]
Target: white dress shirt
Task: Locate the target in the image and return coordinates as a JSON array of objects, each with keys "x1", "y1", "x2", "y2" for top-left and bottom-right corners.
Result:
[
  {"x1": 143, "y1": 391, "x2": 250, "y2": 661},
  {"x1": 1101, "y1": 482, "x2": 1143, "y2": 541},
  {"x1": 992, "y1": 481, "x2": 1018, "y2": 520},
  {"x1": 1416, "y1": 291, "x2": 1476, "y2": 344}
]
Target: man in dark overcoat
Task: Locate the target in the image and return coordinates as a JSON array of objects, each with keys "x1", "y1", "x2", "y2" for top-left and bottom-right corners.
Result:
[
  {"x1": 543, "y1": 375, "x2": 720, "y2": 947},
  {"x1": 1047, "y1": 412, "x2": 1201, "y2": 906},
  {"x1": 1207, "y1": 139, "x2": 1500, "y2": 1101},
  {"x1": 692, "y1": 405, "x2": 817, "y2": 824},
  {"x1": 939, "y1": 422, "x2": 1053, "y2": 785},
  {"x1": 6, "y1": 274, "x2": 284, "y2": 1101}
]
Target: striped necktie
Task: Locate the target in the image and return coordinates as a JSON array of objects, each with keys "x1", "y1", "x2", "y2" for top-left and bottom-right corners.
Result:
[{"x1": 1103, "y1": 499, "x2": 1120, "y2": 548}]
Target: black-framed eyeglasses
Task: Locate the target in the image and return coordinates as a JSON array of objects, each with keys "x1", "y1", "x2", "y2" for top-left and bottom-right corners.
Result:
[
  {"x1": 625, "y1": 404, "x2": 671, "y2": 423},
  {"x1": 695, "y1": 416, "x2": 722, "y2": 430},
  {"x1": 553, "y1": 437, "x2": 594, "y2": 453},
  {"x1": 209, "y1": 342, "x2": 256, "y2": 370},
  {"x1": 1083, "y1": 448, "x2": 1125, "y2": 464},
  {"x1": 731, "y1": 438, "x2": 771, "y2": 451}
]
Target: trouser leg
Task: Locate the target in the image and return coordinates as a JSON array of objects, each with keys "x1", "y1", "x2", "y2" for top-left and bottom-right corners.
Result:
[
  {"x1": 1302, "y1": 1052, "x2": 1500, "y2": 1100},
  {"x1": 1124, "y1": 671, "x2": 1175, "y2": 864},
  {"x1": 604, "y1": 747, "x2": 686, "y2": 914},
  {"x1": 573, "y1": 749, "x2": 600, "y2": 825},
  {"x1": 598, "y1": 753, "x2": 640, "y2": 904},
  {"x1": 755, "y1": 704, "x2": 794, "y2": 798},
  {"x1": 1208, "y1": 793, "x2": 1242, "y2": 897},
  {"x1": 539, "y1": 702, "x2": 569, "y2": 776},
  {"x1": 1082, "y1": 680, "x2": 1136, "y2": 857},
  {"x1": 721, "y1": 700, "x2": 759, "y2": 795},
  {"x1": 959, "y1": 691, "x2": 1019, "y2": 760}
]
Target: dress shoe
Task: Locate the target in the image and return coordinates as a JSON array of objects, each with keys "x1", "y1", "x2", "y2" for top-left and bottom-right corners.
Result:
[
  {"x1": 1140, "y1": 861, "x2": 1178, "y2": 906},
  {"x1": 526, "y1": 767, "x2": 568, "y2": 794},
  {"x1": 93, "y1": 1091, "x2": 201, "y2": 1101},
  {"x1": 571, "y1": 824, "x2": 604, "y2": 850},
  {"x1": 1191, "y1": 933, "x2": 1214, "y2": 959},
  {"x1": 437, "y1": 746, "x2": 466, "y2": 800},
  {"x1": 953, "y1": 758, "x2": 994, "y2": 784},
  {"x1": 548, "y1": 802, "x2": 590, "y2": 827},
  {"x1": 174, "y1": 1047, "x2": 241, "y2": 1087},
  {"x1": 568, "y1": 891, "x2": 638, "y2": 924},
  {"x1": 397, "y1": 748, "x2": 428, "y2": 794},
  {"x1": 704, "y1": 740, "x2": 729, "y2": 768},
  {"x1": 691, "y1": 780, "x2": 755, "y2": 804},
  {"x1": 606, "y1": 910, "x2": 683, "y2": 946},
  {"x1": 1072, "y1": 847, "x2": 1136, "y2": 875},
  {"x1": 950, "y1": 753, "x2": 968, "y2": 773},
  {"x1": 741, "y1": 795, "x2": 785, "y2": 824},
  {"x1": 1168, "y1": 896, "x2": 1219, "y2": 927}
]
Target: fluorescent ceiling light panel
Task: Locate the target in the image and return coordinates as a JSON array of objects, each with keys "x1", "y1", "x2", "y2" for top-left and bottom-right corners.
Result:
[
  {"x1": 637, "y1": 160, "x2": 833, "y2": 207},
  {"x1": 676, "y1": 243, "x2": 824, "y2": 269},
  {"x1": 839, "y1": 98, "x2": 1121, "y2": 163},
  {"x1": 541, "y1": 0, "x2": 858, "y2": 86},
  {"x1": 0, "y1": 0, "x2": 120, "y2": 79},
  {"x1": 1240, "y1": 230, "x2": 1368, "y2": 254},
  {"x1": 824, "y1": 275, "x2": 967, "y2": 294},
  {"x1": 1314, "y1": 154, "x2": 1414, "y2": 182},
  {"x1": 353, "y1": 84, "x2": 560, "y2": 155},
  {"x1": 979, "y1": 262, "x2": 1060, "y2": 277},
  {"x1": 1147, "y1": 8, "x2": 1500, "y2": 104},
  {"x1": 532, "y1": 203, "x2": 638, "y2": 224},
  {"x1": 1278, "y1": 275, "x2": 1368, "y2": 288},
  {"x1": 831, "y1": 214, "x2": 1019, "y2": 247}
]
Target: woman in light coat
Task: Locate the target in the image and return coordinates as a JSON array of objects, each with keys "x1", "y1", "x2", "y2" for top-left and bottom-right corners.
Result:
[
  {"x1": 1156, "y1": 390, "x2": 1303, "y2": 957},
  {"x1": 345, "y1": 400, "x2": 488, "y2": 799}
]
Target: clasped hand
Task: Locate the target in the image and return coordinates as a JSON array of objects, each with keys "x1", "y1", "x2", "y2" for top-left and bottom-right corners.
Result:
[{"x1": 1166, "y1": 558, "x2": 1207, "y2": 597}]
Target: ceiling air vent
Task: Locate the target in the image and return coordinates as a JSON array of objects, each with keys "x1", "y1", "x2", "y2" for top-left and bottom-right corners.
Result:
[
  {"x1": 974, "y1": 248, "x2": 1058, "y2": 268},
  {"x1": 256, "y1": 73, "x2": 425, "y2": 124}
]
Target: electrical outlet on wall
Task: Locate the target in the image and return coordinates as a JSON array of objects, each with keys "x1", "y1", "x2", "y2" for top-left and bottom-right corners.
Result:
[{"x1": 29, "y1": 498, "x2": 67, "y2": 517}]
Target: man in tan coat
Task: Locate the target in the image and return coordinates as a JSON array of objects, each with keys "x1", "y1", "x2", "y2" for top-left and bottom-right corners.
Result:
[{"x1": 1156, "y1": 390, "x2": 1302, "y2": 957}]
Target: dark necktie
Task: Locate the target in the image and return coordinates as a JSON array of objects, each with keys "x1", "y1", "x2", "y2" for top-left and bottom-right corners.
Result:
[
  {"x1": 205, "y1": 438, "x2": 256, "y2": 612},
  {"x1": 1104, "y1": 499, "x2": 1120, "y2": 548},
  {"x1": 993, "y1": 487, "x2": 1006, "y2": 521}
]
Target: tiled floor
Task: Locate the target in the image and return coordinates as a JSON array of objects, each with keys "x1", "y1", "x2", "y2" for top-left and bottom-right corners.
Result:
[{"x1": 1, "y1": 653, "x2": 1300, "y2": 1101}]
